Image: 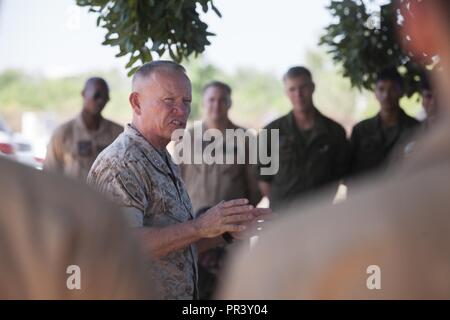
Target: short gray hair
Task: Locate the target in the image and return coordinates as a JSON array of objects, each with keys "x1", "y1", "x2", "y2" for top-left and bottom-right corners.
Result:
[
  {"x1": 283, "y1": 66, "x2": 313, "y2": 82},
  {"x1": 132, "y1": 60, "x2": 186, "y2": 88},
  {"x1": 202, "y1": 81, "x2": 232, "y2": 96}
]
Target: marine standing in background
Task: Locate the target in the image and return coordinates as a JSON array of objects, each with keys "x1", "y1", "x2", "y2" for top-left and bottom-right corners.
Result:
[{"x1": 44, "y1": 77, "x2": 123, "y2": 180}]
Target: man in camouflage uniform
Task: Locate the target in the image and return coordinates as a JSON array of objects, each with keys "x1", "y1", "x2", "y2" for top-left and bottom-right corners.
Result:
[
  {"x1": 178, "y1": 81, "x2": 262, "y2": 299},
  {"x1": 348, "y1": 68, "x2": 420, "y2": 185},
  {"x1": 0, "y1": 157, "x2": 154, "y2": 299},
  {"x1": 258, "y1": 66, "x2": 350, "y2": 212},
  {"x1": 88, "y1": 61, "x2": 271, "y2": 300},
  {"x1": 44, "y1": 77, "x2": 123, "y2": 180}
]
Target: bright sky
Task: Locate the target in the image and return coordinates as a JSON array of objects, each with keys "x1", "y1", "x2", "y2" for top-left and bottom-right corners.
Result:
[{"x1": 0, "y1": 0, "x2": 332, "y2": 78}]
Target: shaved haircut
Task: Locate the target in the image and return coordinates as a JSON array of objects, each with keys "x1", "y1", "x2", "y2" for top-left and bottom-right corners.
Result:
[
  {"x1": 132, "y1": 61, "x2": 187, "y2": 91},
  {"x1": 84, "y1": 77, "x2": 108, "y2": 91}
]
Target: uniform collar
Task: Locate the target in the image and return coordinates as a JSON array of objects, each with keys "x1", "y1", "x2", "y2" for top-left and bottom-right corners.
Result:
[
  {"x1": 360, "y1": 109, "x2": 411, "y2": 148},
  {"x1": 374, "y1": 108, "x2": 410, "y2": 130},
  {"x1": 200, "y1": 120, "x2": 239, "y2": 133},
  {"x1": 195, "y1": 120, "x2": 242, "y2": 147},
  {"x1": 75, "y1": 112, "x2": 107, "y2": 134},
  {"x1": 125, "y1": 124, "x2": 175, "y2": 176}
]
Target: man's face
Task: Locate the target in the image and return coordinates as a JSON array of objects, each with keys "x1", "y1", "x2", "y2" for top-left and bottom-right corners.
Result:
[
  {"x1": 422, "y1": 89, "x2": 437, "y2": 118},
  {"x1": 83, "y1": 81, "x2": 109, "y2": 116},
  {"x1": 375, "y1": 80, "x2": 402, "y2": 112},
  {"x1": 203, "y1": 86, "x2": 231, "y2": 123},
  {"x1": 135, "y1": 70, "x2": 191, "y2": 142},
  {"x1": 284, "y1": 75, "x2": 315, "y2": 112}
]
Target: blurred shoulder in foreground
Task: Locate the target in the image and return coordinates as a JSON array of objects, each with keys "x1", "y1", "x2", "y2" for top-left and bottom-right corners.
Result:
[
  {"x1": 0, "y1": 158, "x2": 157, "y2": 299},
  {"x1": 220, "y1": 120, "x2": 450, "y2": 299}
]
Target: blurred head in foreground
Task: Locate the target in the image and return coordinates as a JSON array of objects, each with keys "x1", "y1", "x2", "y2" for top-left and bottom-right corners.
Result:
[
  {"x1": 0, "y1": 159, "x2": 157, "y2": 299},
  {"x1": 219, "y1": 0, "x2": 450, "y2": 299}
]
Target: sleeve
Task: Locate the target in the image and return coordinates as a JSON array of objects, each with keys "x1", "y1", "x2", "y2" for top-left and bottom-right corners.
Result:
[
  {"x1": 88, "y1": 162, "x2": 148, "y2": 228},
  {"x1": 333, "y1": 126, "x2": 351, "y2": 182},
  {"x1": 43, "y1": 129, "x2": 65, "y2": 174},
  {"x1": 121, "y1": 207, "x2": 145, "y2": 228}
]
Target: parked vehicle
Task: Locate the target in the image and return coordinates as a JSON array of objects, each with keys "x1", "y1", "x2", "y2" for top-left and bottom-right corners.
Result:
[
  {"x1": 12, "y1": 133, "x2": 44, "y2": 169},
  {"x1": 0, "y1": 117, "x2": 17, "y2": 161},
  {"x1": 0, "y1": 116, "x2": 43, "y2": 169}
]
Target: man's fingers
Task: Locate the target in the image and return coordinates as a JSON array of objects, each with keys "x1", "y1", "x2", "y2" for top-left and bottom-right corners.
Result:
[
  {"x1": 220, "y1": 198, "x2": 249, "y2": 209},
  {"x1": 224, "y1": 224, "x2": 246, "y2": 233},
  {"x1": 222, "y1": 205, "x2": 254, "y2": 216},
  {"x1": 223, "y1": 213, "x2": 254, "y2": 224}
]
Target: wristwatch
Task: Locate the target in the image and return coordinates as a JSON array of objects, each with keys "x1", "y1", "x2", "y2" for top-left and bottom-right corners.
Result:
[{"x1": 222, "y1": 232, "x2": 234, "y2": 244}]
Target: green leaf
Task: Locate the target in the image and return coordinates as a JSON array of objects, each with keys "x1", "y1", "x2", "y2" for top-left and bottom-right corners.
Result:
[
  {"x1": 127, "y1": 66, "x2": 140, "y2": 77},
  {"x1": 76, "y1": 0, "x2": 222, "y2": 74}
]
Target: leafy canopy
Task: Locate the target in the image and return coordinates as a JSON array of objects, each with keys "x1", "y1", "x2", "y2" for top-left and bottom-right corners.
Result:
[
  {"x1": 320, "y1": 0, "x2": 435, "y2": 97},
  {"x1": 76, "y1": 0, "x2": 221, "y2": 76}
]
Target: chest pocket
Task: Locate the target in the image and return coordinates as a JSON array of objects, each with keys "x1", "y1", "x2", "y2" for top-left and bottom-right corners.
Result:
[
  {"x1": 141, "y1": 168, "x2": 183, "y2": 225},
  {"x1": 361, "y1": 137, "x2": 386, "y2": 162},
  {"x1": 65, "y1": 141, "x2": 93, "y2": 165},
  {"x1": 77, "y1": 140, "x2": 94, "y2": 157},
  {"x1": 310, "y1": 139, "x2": 332, "y2": 158},
  {"x1": 360, "y1": 137, "x2": 382, "y2": 153},
  {"x1": 317, "y1": 143, "x2": 330, "y2": 154},
  {"x1": 357, "y1": 137, "x2": 385, "y2": 168},
  {"x1": 307, "y1": 141, "x2": 334, "y2": 176},
  {"x1": 147, "y1": 187, "x2": 185, "y2": 226},
  {"x1": 278, "y1": 137, "x2": 296, "y2": 162},
  {"x1": 164, "y1": 173, "x2": 192, "y2": 223}
]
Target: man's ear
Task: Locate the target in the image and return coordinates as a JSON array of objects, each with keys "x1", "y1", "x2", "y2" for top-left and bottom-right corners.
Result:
[
  {"x1": 400, "y1": 1, "x2": 443, "y2": 65},
  {"x1": 81, "y1": 89, "x2": 85, "y2": 99},
  {"x1": 129, "y1": 92, "x2": 141, "y2": 115},
  {"x1": 311, "y1": 82, "x2": 316, "y2": 94}
]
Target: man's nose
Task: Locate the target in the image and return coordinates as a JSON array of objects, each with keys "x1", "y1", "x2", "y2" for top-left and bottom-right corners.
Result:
[
  {"x1": 172, "y1": 102, "x2": 189, "y2": 117},
  {"x1": 212, "y1": 101, "x2": 221, "y2": 110}
]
